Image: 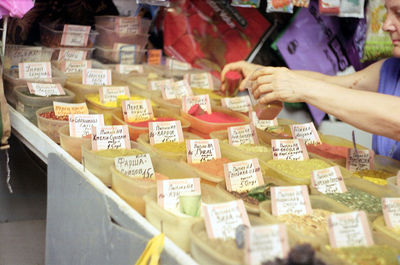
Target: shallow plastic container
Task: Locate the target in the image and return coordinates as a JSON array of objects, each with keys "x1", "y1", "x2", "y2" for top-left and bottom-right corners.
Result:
[
  {"x1": 94, "y1": 16, "x2": 152, "y2": 34},
  {"x1": 372, "y1": 215, "x2": 400, "y2": 251},
  {"x1": 95, "y1": 24, "x2": 149, "y2": 48},
  {"x1": 3, "y1": 45, "x2": 54, "y2": 69},
  {"x1": 94, "y1": 46, "x2": 147, "y2": 65},
  {"x1": 39, "y1": 23, "x2": 98, "y2": 48},
  {"x1": 387, "y1": 176, "x2": 400, "y2": 195},
  {"x1": 373, "y1": 154, "x2": 400, "y2": 173},
  {"x1": 111, "y1": 107, "x2": 190, "y2": 140},
  {"x1": 36, "y1": 106, "x2": 68, "y2": 143},
  {"x1": 152, "y1": 96, "x2": 182, "y2": 116},
  {"x1": 259, "y1": 195, "x2": 352, "y2": 249},
  {"x1": 15, "y1": 86, "x2": 75, "y2": 124},
  {"x1": 255, "y1": 118, "x2": 297, "y2": 145},
  {"x1": 52, "y1": 59, "x2": 104, "y2": 76},
  {"x1": 3, "y1": 66, "x2": 66, "y2": 107},
  {"x1": 145, "y1": 64, "x2": 205, "y2": 79},
  {"x1": 51, "y1": 47, "x2": 95, "y2": 61},
  {"x1": 181, "y1": 106, "x2": 250, "y2": 138},
  {"x1": 58, "y1": 124, "x2": 91, "y2": 162}
]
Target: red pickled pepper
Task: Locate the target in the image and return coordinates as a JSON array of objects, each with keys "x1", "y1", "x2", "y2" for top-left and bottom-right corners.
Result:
[
  {"x1": 187, "y1": 104, "x2": 243, "y2": 123},
  {"x1": 39, "y1": 111, "x2": 68, "y2": 121},
  {"x1": 126, "y1": 117, "x2": 175, "y2": 127}
]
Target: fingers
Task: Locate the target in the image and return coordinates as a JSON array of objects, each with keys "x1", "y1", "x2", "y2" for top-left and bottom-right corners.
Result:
[
  {"x1": 251, "y1": 74, "x2": 274, "y2": 93},
  {"x1": 258, "y1": 92, "x2": 281, "y2": 105},
  {"x1": 249, "y1": 67, "x2": 277, "y2": 81},
  {"x1": 221, "y1": 61, "x2": 246, "y2": 83},
  {"x1": 252, "y1": 83, "x2": 274, "y2": 99}
]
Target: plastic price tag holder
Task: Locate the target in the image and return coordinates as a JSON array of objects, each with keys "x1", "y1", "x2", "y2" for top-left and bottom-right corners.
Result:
[
  {"x1": 148, "y1": 79, "x2": 174, "y2": 91},
  {"x1": 114, "y1": 154, "x2": 155, "y2": 179},
  {"x1": 147, "y1": 49, "x2": 162, "y2": 65},
  {"x1": 148, "y1": 120, "x2": 184, "y2": 145},
  {"x1": 224, "y1": 158, "x2": 264, "y2": 193},
  {"x1": 271, "y1": 139, "x2": 309, "y2": 160},
  {"x1": 99, "y1": 86, "x2": 130, "y2": 104},
  {"x1": 18, "y1": 62, "x2": 52, "y2": 80},
  {"x1": 69, "y1": 114, "x2": 104, "y2": 137},
  {"x1": 184, "y1": 72, "x2": 214, "y2": 90},
  {"x1": 27, "y1": 82, "x2": 65, "y2": 96},
  {"x1": 250, "y1": 111, "x2": 278, "y2": 130},
  {"x1": 91, "y1": 125, "x2": 130, "y2": 151},
  {"x1": 328, "y1": 211, "x2": 374, "y2": 248},
  {"x1": 186, "y1": 139, "x2": 221, "y2": 164},
  {"x1": 122, "y1": 99, "x2": 154, "y2": 122},
  {"x1": 346, "y1": 149, "x2": 374, "y2": 172},
  {"x1": 290, "y1": 122, "x2": 321, "y2": 145},
  {"x1": 7, "y1": 47, "x2": 43, "y2": 68},
  {"x1": 60, "y1": 25, "x2": 90, "y2": 47},
  {"x1": 228, "y1": 124, "x2": 259, "y2": 146},
  {"x1": 311, "y1": 166, "x2": 347, "y2": 194},
  {"x1": 165, "y1": 58, "x2": 192, "y2": 70},
  {"x1": 115, "y1": 64, "x2": 144, "y2": 74},
  {"x1": 382, "y1": 197, "x2": 400, "y2": 229},
  {"x1": 61, "y1": 60, "x2": 91, "y2": 74},
  {"x1": 58, "y1": 49, "x2": 88, "y2": 61},
  {"x1": 182, "y1": 94, "x2": 212, "y2": 114},
  {"x1": 270, "y1": 185, "x2": 312, "y2": 216},
  {"x1": 203, "y1": 200, "x2": 250, "y2": 239},
  {"x1": 53, "y1": 101, "x2": 89, "y2": 117},
  {"x1": 161, "y1": 79, "x2": 193, "y2": 100},
  {"x1": 221, "y1": 96, "x2": 252, "y2": 113},
  {"x1": 82, "y1": 69, "x2": 112, "y2": 85},
  {"x1": 113, "y1": 43, "x2": 138, "y2": 64}
]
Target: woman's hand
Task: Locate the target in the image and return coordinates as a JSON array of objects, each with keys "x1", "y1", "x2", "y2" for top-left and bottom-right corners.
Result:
[{"x1": 220, "y1": 61, "x2": 262, "y2": 92}]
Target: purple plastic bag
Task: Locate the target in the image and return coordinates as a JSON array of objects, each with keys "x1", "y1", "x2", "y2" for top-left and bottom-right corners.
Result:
[{"x1": 0, "y1": 0, "x2": 34, "y2": 19}]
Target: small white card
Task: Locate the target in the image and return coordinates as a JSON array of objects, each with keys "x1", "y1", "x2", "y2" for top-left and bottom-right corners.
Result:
[
  {"x1": 186, "y1": 139, "x2": 221, "y2": 164},
  {"x1": 290, "y1": 122, "x2": 321, "y2": 145},
  {"x1": 61, "y1": 24, "x2": 90, "y2": 47},
  {"x1": 122, "y1": 99, "x2": 154, "y2": 122},
  {"x1": 382, "y1": 197, "x2": 400, "y2": 229},
  {"x1": 68, "y1": 114, "x2": 104, "y2": 137},
  {"x1": 221, "y1": 96, "x2": 252, "y2": 113},
  {"x1": 53, "y1": 102, "x2": 89, "y2": 117},
  {"x1": 115, "y1": 64, "x2": 144, "y2": 74},
  {"x1": 184, "y1": 72, "x2": 214, "y2": 90},
  {"x1": 271, "y1": 139, "x2": 309, "y2": 160},
  {"x1": 165, "y1": 58, "x2": 192, "y2": 70},
  {"x1": 61, "y1": 60, "x2": 92, "y2": 74},
  {"x1": 57, "y1": 49, "x2": 88, "y2": 61},
  {"x1": 271, "y1": 185, "x2": 312, "y2": 216},
  {"x1": 18, "y1": 62, "x2": 52, "y2": 80},
  {"x1": 114, "y1": 16, "x2": 141, "y2": 33},
  {"x1": 99, "y1": 86, "x2": 130, "y2": 104},
  {"x1": 245, "y1": 224, "x2": 290, "y2": 265},
  {"x1": 91, "y1": 125, "x2": 130, "y2": 151},
  {"x1": 157, "y1": 178, "x2": 201, "y2": 212},
  {"x1": 250, "y1": 111, "x2": 278, "y2": 130},
  {"x1": 27, "y1": 82, "x2": 65, "y2": 97},
  {"x1": 224, "y1": 158, "x2": 264, "y2": 193},
  {"x1": 148, "y1": 120, "x2": 184, "y2": 145},
  {"x1": 148, "y1": 79, "x2": 174, "y2": 91},
  {"x1": 228, "y1": 124, "x2": 258, "y2": 146},
  {"x1": 328, "y1": 211, "x2": 374, "y2": 248},
  {"x1": 182, "y1": 94, "x2": 212, "y2": 114},
  {"x1": 311, "y1": 166, "x2": 347, "y2": 194},
  {"x1": 114, "y1": 154, "x2": 155, "y2": 179},
  {"x1": 203, "y1": 200, "x2": 250, "y2": 239},
  {"x1": 346, "y1": 149, "x2": 374, "y2": 172},
  {"x1": 161, "y1": 80, "x2": 193, "y2": 100},
  {"x1": 82, "y1": 69, "x2": 112, "y2": 85},
  {"x1": 113, "y1": 43, "x2": 138, "y2": 64}
]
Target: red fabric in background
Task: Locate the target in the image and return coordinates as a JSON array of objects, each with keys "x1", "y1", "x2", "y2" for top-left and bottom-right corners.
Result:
[{"x1": 162, "y1": 0, "x2": 270, "y2": 77}]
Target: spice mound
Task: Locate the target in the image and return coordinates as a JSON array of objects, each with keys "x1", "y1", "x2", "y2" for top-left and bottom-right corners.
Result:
[
  {"x1": 39, "y1": 111, "x2": 68, "y2": 121},
  {"x1": 266, "y1": 159, "x2": 332, "y2": 179},
  {"x1": 192, "y1": 88, "x2": 224, "y2": 100},
  {"x1": 126, "y1": 117, "x2": 176, "y2": 127},
  {"x1": 222, "y1": 139, "x2": 270, "y2": 153},
  {"x1": 277, "y1": 209, "x2": 332, "y2": 238},
  {"x1": 325, "y1": 187, "x2": 382, "y2": 213},
  {"x1": 153, "y1": 142, "x2": 186, "y2": 153},
  {"x1": 190, "y1": 158, "x2": 230, "y2": 179},
  {"x1": 325, "y1": 245, "x2": 399, "y2": 265},
  {"x1": 93, "y1": 148, "x2": 142, "y2": 158},
  {"x1": 306, "y1": 143, "x2": 348, "y2": 160},
  {"x1": 188, "y1": 104, "x2": 243, "y2": 123},
  {"x1": 86, "y1": 94, "x2": 154, "y2": 108},
  {"x1": 229, "y1": 183, "x2": 275, "y2": 205},
  {"x1": 353, "y1": 169, "x2": 393, "y2": 185}
]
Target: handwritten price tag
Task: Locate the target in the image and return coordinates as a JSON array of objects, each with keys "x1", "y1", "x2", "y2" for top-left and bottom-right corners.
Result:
[
  {"x1": 245, "y1": 224, "x2": 290, "y2": 265},
  {"x1": 114, "y1": 16, "x2": 141, "y2": 33},
  {"x1": 91, "y1": 125, "x2": 130, "y2": 151},
  {"x1": 157, "y1": 178, "x2": 201, "y2": 212},
  {"x1": 27, "y1": 82, "x2": 65, "y2": 97},
  {"x1": 82, "y1": 69, "x2": 112, "y2": 85},
  {"x1": 147, "y1": 49, "x2": 162, "y2": 65},
  {"x1": 166, "y1": 58, "x2": 191, "y2": 70},
  {"x1": 113, "y1": 43, "x2": 139, "y2": 64},
  {"x1": 148, "y1": 120, "x2": 184, "y2": 145},
  {"x1": 186, "y1": 139, "x2": 221, "y2": 164},
  {"x1": 68, "y1": 114, "x2": 104, "y2": 137},
  {"x1": 224, "y1": 158, "x2": 264, "y2": 193},
  {"x1": 148, "y1": 79, "x2": 174, "y2": 91},
  {"x1": 250, "y1": 111, "x2": 278, "y2": 130},
  {"x1": 57, "y1": 49, "x2": 88, "y2": 61},
  {"x1": 311, "y1": 166, "x2": 347, "y2": 194},
  {"x1": 60, "y1": 24, "x2": 90, "y2": 47},
  {"x1": 61, "y1": 60, "x2": 91, "y2": 74},
  {"x1": 271, "y1": 139, "x2": 309, "y2": 160},
  {"x1": 53, "y1": 102, "x2": 88, "y2": 117},
  {"x1": 115, "y1": 64, "x2": 144, "y2": 74},
  {"x1": 114, "y1": 154, "x2": 155, "y2": 179},
  {"x1": 99, "y1": 86, "x2": 130, "y2": 104},
  {"x1": 182, "y1": 94, "x2": 212, "y2": 114},
  {"x1": 382, "y1": 197, "x2": 400, "y2": 229},
  {"x1": 122, "y1": 99, "x2": 154, "y2": 122},
  {"x1": 161, "y1": 80, "x2": 193, "y2": 100},
  {"x1": 18, "y1": 62, "x2": 52, "y2": 80},
  {"x1": 228, "y1": 124, "x2": 258, "y2": 146},
  {"x1": 271, "y1": 185, "x2": 312, "y2": 216},
  {"x1": 290, "y1": 122, "x2": 321, "y2": 145},
  {"x1": 346, "y1": 149, "x2": 374, "y2": 172},
  {"x1": 328, "y1": 211, "x2": 374, "y2": 248},
  {"x1": 184, "y1": 72, "x2": 214, "y2": 90},
  {"x1": 221, "y1": 96, "x2": 252, "y2": 113}
]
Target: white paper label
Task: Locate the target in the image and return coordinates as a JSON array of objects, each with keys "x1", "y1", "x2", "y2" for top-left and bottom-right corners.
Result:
[
  {"x1": 271, "y1": 139, "x2": 309, "y2": 160},
  {"x1": 161, "y1": 80, "x2": 193, "y2": 100},
  {"x1": 99, "y1": 86, "x2": 130, "y2": 104},
  {"x1": 114, "y1": 154, "x2": 155, "y2": 179},
  {"x1": 228, "y1": 124, "x2": 258, "y2": 146},
  {"x1": 61, "y1": 60, "x2": 91, "y2": 74},
  {"x1": 113, "y1": 43, "x2": 139, "y2": 64},
  {"x1": 290, "y1": 122, "x2": 321, "y2": 145},
  {"x1": 311, "y1": 166, "x2": 347, "y2": 194},
  {"x1": 166, "y1": 58, "x2": 192, "y2": 70},
  {"x1": 53, "y1": 102, "x2": 89, "y2": 117},
  {"x1": 57, "y1": 49, "x2": 88, "y2": 61},
  {"x1": 157, "y1": 178, "x2": 201, "y2": 212},
  {"x1": 328, "y1": 211, "x2": 374, "y2": 248},
  {"x1": 115, "y1": 64, "x2": 144, "y2": 74},
  {"x1": 68, "y1": 114, "x2": 105, "y2": 137},
  {"x1": 82, "y1": 69, "x2": 112, "y2": 85},
  {"x1": 250, "y1": 111, "x2": 278, "y2": 130},
  {"x1": 148, "y1": 120, "x2": 184, "y2": 145},
  {"x1": 91, "y1": 125, "x2": 131, "y2": 151},
  {"x1": 148, "y1": 79, "x2": 174, "y2": 91},
  {"x1": 184, "y1": 72, "x2": 213, "y2": 90},
  {"x1": 27, "y1": 83, "x2": 65, "y2": 97},
  {"x1": 271, "y1": 185, "x2": 312, "y2": 216},
  {"x1": 203, "y1": 200, "x2": 250, "y2": 239},
  {"x1": 346, "y1": 149, "x2": 374, "y2": 172},
  {"x1": 224, "y1": 158, "x2": 264, "y2": 193},
  {"x1": 61, "y1": 24, "x2": 90, "y2": 47},
  {"x1": 221, "y1": 96, "x2": 252, "y2": 113},
  {"x1": 186, "y1": 139, "x2": 221, "y2": 164},
  {"x1": 122, "y1": 100, "x2": 154, "y2": 122},
  {"x1": 114, "y1": 17, "x2": 141, "y2": 33},
  {"x1": 182, "y1": 94, "x2": 212, "y2": 114},
  {"x1": 245, "y1": 224, "x2": 290, "y2": 265},
  {"x1": 18, "y1": 62, "x2": 52, "y2": 80},
  {"x1": 382, "y1": 197, "x2": 400, "y2": 229}
]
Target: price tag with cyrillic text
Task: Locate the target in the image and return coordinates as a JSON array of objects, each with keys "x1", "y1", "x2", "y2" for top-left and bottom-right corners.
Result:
[
  {"x1": 203, "y1": 200, "x2": 250, "y2": 239},
  {"x1": 149, "y1": 120, "x2": 184, "y2": 145},
  {"x1": 27, "y1": 82, "x2": 65, "y2": 97},
  {"x1": 184, "y1": 72, "x2": 214, "y2": 90},
  {"x1": 99, "y1": 86, "x2": 130, "y2": 104},
  {"x1": 114, "y1": 17, "x2": 141, "y2": 33},
  {"x1": 271, "y1": 139, "x2": 309, "y2": 160},
  {"x1": 250, "y1": 111, "x2": 278, "y2": 131},
  {"x1": 182, "y1": 94, "x2": 212, "y2": 114},
  {"x1": 221, "y1": 96, "x2": 252, "y2": 113},
  {"x1": 228, "y1": 124, "x2": 258, "y2": 146},
  {"x1": 166, "y1": 58, "x2": 191, "y2": 70},
  {"x1": 328, "y1": 211, "x2": 374, "y2": 248},
  {"x1": 161, "y1": 80, "x2": 193, "y2": 100},
  {"x1": 57, "y1": 49, "x2": 88, "y2": 61},
  {"x1": 114, "y1": 154, "x2": 155, "y2": 179},
  {"x1": 271, "y1": 185, "x2": 312, "y2": 216},
  {"x1": 69, "y1": 114, "x2": 104, "y2": 137},
  {"x1": 53, "y1": 102, "x2": 89, "y2": 117},
  {"x1": 122, "y1": 99, "x2": 154, "y2": 122},
  {"x1": 91, "y1": 125, "x2": 130, "y2": 151},
  {"x1": 290, "y1": 122, "x2": 321, "y2": 145},
  {"x1": 18, "y1": 62, "x2": 52, "y2": 80},
  {"x1": 224, "y1": 158, "x2": 264, "y2": 193},
  {"x1": 148, "y1": 79, "x2": 174, "y2": 91},
  {"x1": 113, "y1": 43, "x2": 138, "y2": 64},
  {"x1": 311, "y1": 166, "x2": 347, "y2": 194},
  {"x1": 147, "y1": 49, "x2": 162, "y2": 65},
  {"x1": 61, "y1": 60, "x2": 91, "y2": 74},
  {"x1": 82, "y1": 69, "x2": 112, "y2": 85},
  {"x1": 61, "y1": 25, "x2": 90, "y2": 47},
  {"x1": 186, "y1": 139, "x2": 221, "y2": 164},
  {"x1": 382, "y1": 197, "x2": 400, "y2": 229},
  {"x1": 346, "y1": 149, "x2": 374, "y2": 172},
  {"x1": 115, "y1": 64, "x2": 144, "y2": 74}
]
